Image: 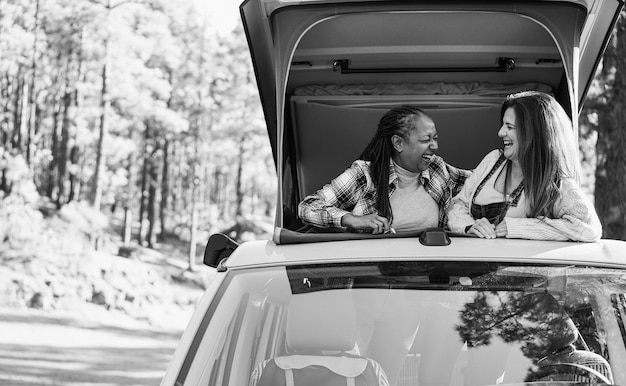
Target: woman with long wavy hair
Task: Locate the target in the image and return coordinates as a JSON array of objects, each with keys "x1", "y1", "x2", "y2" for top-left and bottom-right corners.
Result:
[{"x1": 448, "y1": 91, "x2": 602, "y2": 241}]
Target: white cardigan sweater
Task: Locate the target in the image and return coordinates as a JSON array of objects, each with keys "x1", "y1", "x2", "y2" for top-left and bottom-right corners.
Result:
[{"x1": 448, "y1": 150, "x2": 602, "y2": 242}]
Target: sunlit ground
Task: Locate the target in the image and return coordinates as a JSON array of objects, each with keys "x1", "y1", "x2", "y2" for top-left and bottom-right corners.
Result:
[{"x1": 0, "y1": 306, "x2": 186, "y2": 385}]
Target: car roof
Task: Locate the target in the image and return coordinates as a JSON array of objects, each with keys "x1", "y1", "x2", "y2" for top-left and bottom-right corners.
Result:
[{"x1": 223, "y1": 237, "x2": 626, "y2": 270}]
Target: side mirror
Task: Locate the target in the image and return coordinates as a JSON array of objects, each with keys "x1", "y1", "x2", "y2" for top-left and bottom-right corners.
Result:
[{"x1": 204, "y1": 233, "x2": 239, "y2": 269}]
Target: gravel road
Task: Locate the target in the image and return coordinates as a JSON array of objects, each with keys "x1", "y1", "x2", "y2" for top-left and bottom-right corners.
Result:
[{"x1": 0, "y1": 307, "x2": 189, "y2": 386}]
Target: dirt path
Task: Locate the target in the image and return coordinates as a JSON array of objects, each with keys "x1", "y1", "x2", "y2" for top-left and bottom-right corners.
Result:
[{"x1": 0, "y1": 307, "x2": 188, "y2": 386}]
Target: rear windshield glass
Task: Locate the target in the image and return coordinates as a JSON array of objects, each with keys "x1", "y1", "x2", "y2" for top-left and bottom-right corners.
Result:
[{"x1": 179, "y1": 261, "x2": 626, "y2": 386}]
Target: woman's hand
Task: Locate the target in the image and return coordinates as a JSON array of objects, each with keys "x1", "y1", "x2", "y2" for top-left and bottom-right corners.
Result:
[
  {"x1": 342, "y1": 213, "x2": 391, "y2": 234},
  {"x1": 467, "y1": 218, "x2": 497, "y2": 239},
  {"x1": 495, "y1": 221, "x2": 508, "y2": 238}
]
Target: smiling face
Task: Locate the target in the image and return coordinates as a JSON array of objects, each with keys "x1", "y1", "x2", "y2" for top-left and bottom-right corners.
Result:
[
  {"x1": 498, "y1": 107, "x2": 520, "y2": 162},
  {"x1": 392, "y1": 115, "x2": 438, "y2": 173}
]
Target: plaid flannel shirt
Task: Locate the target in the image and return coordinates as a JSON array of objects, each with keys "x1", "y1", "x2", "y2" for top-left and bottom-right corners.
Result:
[{"x1": 298, "y1": 155, "x2": 471, "y2": 230}]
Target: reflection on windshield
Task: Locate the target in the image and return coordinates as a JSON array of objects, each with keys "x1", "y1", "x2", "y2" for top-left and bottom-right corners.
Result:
[
  {"x1": 185, "y1": 262, "x2": 626, "y2": 386},
  {"x1": 456, "y1": 291, "x2": 612, "y2": 383}
]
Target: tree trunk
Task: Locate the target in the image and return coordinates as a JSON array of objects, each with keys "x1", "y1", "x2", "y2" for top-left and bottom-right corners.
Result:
[
  {"x1": 1, "y1": 88, "x2": 8, "y2": 152},
  {"x1": 137, "y1": 125, "x2": 151, "y2": 245},
  {"x1": 159, "y1": 139, "x2": 169, "y2": 241},
  {"x1": 122, "y1": 153, "x2": 136, "y2": 247},
  {"x1": 26, "y1": 0, "x2": 40, "y2": 166},
  {"x1": 147, "y1": 179, "x2": 156, "y2": 248},
  {"x1": 47, "y1": 102, "x2": 61, "y2": 200},
  {"x1": 68, "y1": 144, "x2": 80, "y2": 202},
  {"x1": 189, "y1": 201, "x2": 198, "y2": 272},
  {"x1": 138, "y1": 156, "x2": 149, "y2": 245},
  {"x1": 56, "y1": 89, "x2": 72, "y2": 208},
  {"x1": 215, "y1": 169, "x2": 227, "y2": 219},
  {"x1": 92, "y1": 38, "x2": 110, "y2": 212},
  {"x1": 235, "y1": 136, "x2": 245, "y2": 217},
  {"x1": 595, "y1": 15, "x2": 626, "y2": 240},
  {"x1": 170, "y1": 140, "x2": 183, "y2": 221},
  {"x1": 147, "y1": 147, "x2": 160, "y2": 248},
  {"x1": 123, "y1": 207, "x2": 132, "y2": 247},
  {"x1": 188, "y1": 136, "x2": 200, "y2": 271},
  {"x1": 68, "y1": 27, "x2": 85, "y2": 203},
  {"x1": 204, "y1": 162, "x2": 212, "y2": 211},
  {"x1": 11, "y1": 70, "x2": 24, "y2": 151}
]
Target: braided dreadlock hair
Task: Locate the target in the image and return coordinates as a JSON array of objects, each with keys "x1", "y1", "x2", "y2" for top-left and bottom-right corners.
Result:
[{"x1": 358, "y1": 105, "x2": 432, "y2": 220}]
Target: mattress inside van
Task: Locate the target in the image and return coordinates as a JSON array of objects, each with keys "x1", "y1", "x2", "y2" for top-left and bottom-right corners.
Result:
[{"x1": 290, "y1": 82, "x2": 552, "y2": 198}]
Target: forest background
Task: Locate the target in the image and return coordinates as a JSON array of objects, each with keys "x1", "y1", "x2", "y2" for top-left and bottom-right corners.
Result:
[
  {"x1": 0, "y1": 0, "x2": 274, "y2": 327},
  {"x1": 1, "y1": 0, "x2": 626, "y2": 324}
]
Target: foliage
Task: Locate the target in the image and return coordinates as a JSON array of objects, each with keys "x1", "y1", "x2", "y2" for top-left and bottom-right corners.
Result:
[
  {"x1": 0, "y1": 203, "x2": 208, "y2": 328},
  {"x1": 0, "y1": 0, "x2": 276, "y2": 248},
  {"x1": 58, "y1": 200, "x2": 108, "y2": 236},
  {"x1": 0, "y1": 151, "x2": 43, "y2": 251},
  {"x1": 581, "y1": 11, "x2": 626, "y2": 240},
  {"x1": 456, "y1": 292, "x2": 586, "y2": 381}
]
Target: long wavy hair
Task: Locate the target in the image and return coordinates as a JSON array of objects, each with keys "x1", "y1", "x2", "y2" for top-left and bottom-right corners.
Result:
[
  {"x1": 359, "y1": 105, "x2": 431, "y2": 220},
  {"x1": 501, "y1": 91, "x2": 579, "y2": 217}
]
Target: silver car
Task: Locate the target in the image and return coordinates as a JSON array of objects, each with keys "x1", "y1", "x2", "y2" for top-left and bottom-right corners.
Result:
[{"x1": 162, "y1": 0, "x2": 626, "y2": 385}]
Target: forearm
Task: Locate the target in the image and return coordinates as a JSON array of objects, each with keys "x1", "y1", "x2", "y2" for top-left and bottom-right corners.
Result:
[
  {"x1": 504, "y1": 181, "x2": 602, "y2": 242},
  {"x1": 504, "y1": 216, "x2": 600, "y2": 242},
  {"x1": 447, "y1": 200, "x2": 476, "y2": 233},
  {"x1": 298, "y1": 195, "x2": 350, "y2": 228},
  {"x1": 297, "y1": 161, "x2": 367, "y2": 229}
]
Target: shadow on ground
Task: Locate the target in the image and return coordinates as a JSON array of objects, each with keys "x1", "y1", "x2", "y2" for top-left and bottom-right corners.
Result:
[
  {"x1": 0, "y1": 311, "x2": 182, "y2": 341},
  {"x1": 0, "y1": 309, "x2": 183, "y2": 385},
  {"x1": 0, "y1": 344, "x2": 173, "y2": 385}
]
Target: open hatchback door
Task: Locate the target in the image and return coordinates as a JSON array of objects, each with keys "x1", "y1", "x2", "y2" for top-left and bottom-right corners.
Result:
[{"x1": 240, "y1": 0, "x2": 623, "y2": 231}]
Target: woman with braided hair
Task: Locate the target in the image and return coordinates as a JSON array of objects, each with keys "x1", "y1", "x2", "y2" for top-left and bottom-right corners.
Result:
[{"x1": 298, "y1": 105, "x2": 470, "y2": 233}]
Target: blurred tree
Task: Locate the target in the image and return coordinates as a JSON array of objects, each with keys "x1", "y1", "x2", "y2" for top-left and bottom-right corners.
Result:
[
  {"x1": 39, "y1": 0, "x2": 95, "y2": 207},
  {"x1": 1, "y1": 0, "x2": 37, "y2": 183},
  {"x1": 0, "y1": 0, "x2": 275, "y2": 260},
  {"x1": 456, "y1": 291, "x2": 597, "y2": 382},
  {"x1": 26, "y1": 0, "x2": 41, "y2": 166},
  {"x1": 582, "y1": 11, "x2": 626, "y2": 240}
]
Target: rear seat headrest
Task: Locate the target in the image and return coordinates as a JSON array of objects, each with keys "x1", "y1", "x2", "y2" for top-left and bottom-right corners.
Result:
[{"x1": 286, "y1": 290, "x2": 358, "y2": 353}]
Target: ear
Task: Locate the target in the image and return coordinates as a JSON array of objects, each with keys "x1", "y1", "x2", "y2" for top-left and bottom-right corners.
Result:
[{"x1": 391, "y1": 134, "x2": 404, "y2": 152}]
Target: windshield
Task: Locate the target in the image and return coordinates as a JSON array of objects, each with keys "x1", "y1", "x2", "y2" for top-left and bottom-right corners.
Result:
[{"x1": 177, "y1": 261, "x2": 626, "y2": 386}]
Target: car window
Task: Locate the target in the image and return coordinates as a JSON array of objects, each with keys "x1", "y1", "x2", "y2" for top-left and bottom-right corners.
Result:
[{"x1": 177, "y1": 261, "x2": 626, "y2": 385}]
